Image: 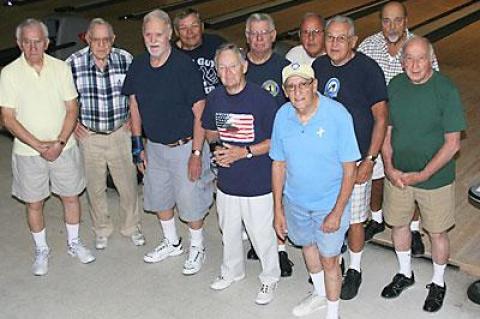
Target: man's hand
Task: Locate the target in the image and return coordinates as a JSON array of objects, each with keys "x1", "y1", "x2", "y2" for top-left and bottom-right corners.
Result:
[
  {"x1": 274, "y1": 206, "x2": 288, "y2": 241},
  {"x1": 356, "y1": 160, "x2": 374, "y2": 184},
  {"x1": 213, "y1": 143, "x2": 246, "y2": 167},
  {"x1": 74, "y1": 123, "x2": 89, "y2": 141},
  {"x1": 136, "y1": 150, "x2": 147, "y2": 174},
  {"x1": 385, "y1": 167, "x2": 405, "y2": 188},
  {"x1": 188, "y1": 154, "x2": 202, "y2": 181},
  {"x1": 322, "y1": 211, "x2": 341, "y2": 233},
  {"x1": 40, "y1": 141, "x2": 64, "y2": 162},
  {"x1": 401, "y1": 171, "x2": 427, "y2": 186}
]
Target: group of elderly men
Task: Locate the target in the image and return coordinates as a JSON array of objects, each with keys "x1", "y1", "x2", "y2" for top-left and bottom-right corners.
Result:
[{"x1": 0, "y1": 1, "x2": 466, "y2": 318}]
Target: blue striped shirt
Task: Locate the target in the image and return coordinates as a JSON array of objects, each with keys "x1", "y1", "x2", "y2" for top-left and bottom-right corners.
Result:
[{"x1": 66, "y1": 47, "x2": 132, "y2": 132}]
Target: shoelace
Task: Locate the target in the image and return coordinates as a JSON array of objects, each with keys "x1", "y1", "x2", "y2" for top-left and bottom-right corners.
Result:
[
  {"x1": 260, "y1": 284, "x2": 270, "y2": 293},
  {"x1": 35, "y1": 248, "x2": 49, "y2": 259}
]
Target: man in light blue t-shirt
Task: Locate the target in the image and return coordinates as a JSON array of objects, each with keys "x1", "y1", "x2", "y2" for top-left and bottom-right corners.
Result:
[{"x1": 270, "y1": 63, "x2": 360, "y2": 319}]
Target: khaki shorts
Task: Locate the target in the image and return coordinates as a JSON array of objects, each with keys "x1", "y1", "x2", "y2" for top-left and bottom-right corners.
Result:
[
  {"x1": 12, "y1": 145, "x2": 85, "y2": 203},
  {"x1": 383, "y1": 179, "x2": 455, "y2": 233}
]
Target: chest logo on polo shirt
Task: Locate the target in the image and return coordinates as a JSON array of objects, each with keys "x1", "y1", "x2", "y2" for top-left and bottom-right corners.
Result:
[
  {"x1": 324, "y1": 78, "x2": 340, "y2": 99},
  {"x1": 262, "y1": 80, "x2": 280, "y2": 97},
  {"x1": 316, "y1": 127, "x2": 326, "y2": 138}
]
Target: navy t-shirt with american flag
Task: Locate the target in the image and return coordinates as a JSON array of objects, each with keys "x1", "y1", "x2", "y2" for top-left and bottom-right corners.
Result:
[{"x1": 202, "y1": 82, "x2": 278, "y2": 197}]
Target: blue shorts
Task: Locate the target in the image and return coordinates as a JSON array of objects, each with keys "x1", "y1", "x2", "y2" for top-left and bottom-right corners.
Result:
[{"x1": 283, "y1": 196, "x2": 350, "y2": 257}]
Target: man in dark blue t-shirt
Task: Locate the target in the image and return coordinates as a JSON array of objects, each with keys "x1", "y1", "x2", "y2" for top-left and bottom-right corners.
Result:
[
  {"x1": 174, "y1": 8, "x2": 226, "y2": 95},
  {"x1": 244, "y1": 12, "x2": 293, "y2": 277},
  {"x1": 202, "y1": 43, "x2": 280, "y2": 305},
  {"x1": 122, "y1": 9, "x2": 213, "y2": 277},
  {"x1": 312, "y1": 16, "x2": 388, "y2": 301}
]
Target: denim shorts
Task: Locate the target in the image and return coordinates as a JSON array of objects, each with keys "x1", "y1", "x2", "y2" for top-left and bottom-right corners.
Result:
[{"x1": 283, "y1": 196, "x2": 350, "y2": 257}]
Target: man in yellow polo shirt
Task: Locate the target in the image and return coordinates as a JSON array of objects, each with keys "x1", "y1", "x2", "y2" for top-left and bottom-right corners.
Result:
[{"x1": 0, "y1": 18, "x2": 95, "y2": 276}]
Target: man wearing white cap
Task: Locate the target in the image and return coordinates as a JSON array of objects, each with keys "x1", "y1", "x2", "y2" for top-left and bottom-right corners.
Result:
[{"x1": 271, "y1": 62, "x2": 360, "y2": 319}]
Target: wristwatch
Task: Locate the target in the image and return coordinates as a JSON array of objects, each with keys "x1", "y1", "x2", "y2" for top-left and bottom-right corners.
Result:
[
  {"x1": 364, "y1": 154, "x2": 378, "y2": 162},
  {"x1": 246, "y1": 145, "x2": 253, "y2": 159},
  {"x1": 191, "y1": 149, "x2": 202, "y2": 156}
]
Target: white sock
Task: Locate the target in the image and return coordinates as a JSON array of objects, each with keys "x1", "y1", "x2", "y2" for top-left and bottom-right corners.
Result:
[
  {"x1": 160, "y1": 218, "x2": 179, "y2": 244},
  {"x1": 32, "y1": 228, "x2": 48, "y2": 248},
  {"x1": 65, "y1": 223, "x2": 79, "y2": 245},
  {"x1": 410, "y1": 220, "x2": 420, "y2": 232},
  {"x1": 310, "y1": 271, "x2": 326, "y2": 297},
  {"x1": 189, "y1": 227, "x2": 204, "y2": 249},
  {"x1": 371, "y1": 209, "x2": 383, "y2": 223},
  {"x1": 326, "y1": 299, "x2": 339, "y2": 319},
  {"x1": 395, "y1": 250, "x2": 412, "y2": 277},
  {"x1": 348, "y1": 249, "x2": 363, "y2": 272},
  {"x1": 431, "y1": 262, "x2": 446, "y2": 287},
  {"x1": 278, "y1": 244, "x2": 286, "y2": 252}
]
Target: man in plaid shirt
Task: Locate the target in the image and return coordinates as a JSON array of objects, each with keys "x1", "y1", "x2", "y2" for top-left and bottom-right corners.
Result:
[
  {"x1": 357, "y1": 1, "x2": 439, "y2": 255},
  {"x1": 66, "y1": 18, "x2": 145, "y2": 250}
]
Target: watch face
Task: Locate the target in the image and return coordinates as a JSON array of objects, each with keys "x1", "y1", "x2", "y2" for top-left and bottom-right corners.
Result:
[{"x1": 246, "y1": 153, "x2": 253, "y2": 159}]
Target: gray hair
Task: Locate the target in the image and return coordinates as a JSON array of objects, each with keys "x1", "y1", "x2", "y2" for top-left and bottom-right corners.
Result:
[
  {"x1": 245, "y1": 13, "x2": 275, "y2": 32},
  {"x1": 401, "y1": 36, "x2": 434, "y2": 62},
  {"x1": 325, "y1": 15, "x2": 355, "y2": 36},
  {"x1": 87, "y1": 18, "x2": 115, "y2": 38},
  {"x1": 16, "y1": 18, "x2": 49, "y2": 41},
  {"x1": 214, "y1": 42, "x2": 246, "y2": 66},
  {"x1": 143, "y1": 9, "x2": 171, "y2": 33},
  {"x1": 300, "y1": 12, "x2": 325, "y2": 29}
]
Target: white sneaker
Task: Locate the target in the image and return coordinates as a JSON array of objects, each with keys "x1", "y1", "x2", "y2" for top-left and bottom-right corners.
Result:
[
  {"x1": 131, "y1": 230, "x2": 146, "y2": 246},
  {"x1": 95, "y1": 236, "x2": 108, "y2": 250},
  {"x1": 255, "y1": 282, "x2": 277, "y2": 305},
  {"x1": 32, "y1": 247, "x2": 49, "y2": 276},
  {"x1": 68, "y1": 240, "x2": 96, "y2": 264},
  {"x1": 143, "y1": 238, "x2": 183, "y2": 263},
  {"x1": 292, "y1": 292, "x2": 327, "y2": 317},
  {"x1": 210, "y1": 274, "x2": 246, "y2": 290},
  {"x1": 182, "y1": 246, "x2": 205, "y2": 275}
]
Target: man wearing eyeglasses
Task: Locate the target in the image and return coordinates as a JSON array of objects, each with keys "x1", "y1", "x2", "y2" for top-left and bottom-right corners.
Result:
[
  {"x1": 0, "y1": 18, "x2": 95, "y2": 276},
  {"x1": 174, "y1": 8, "x2": 226, "y2": 95},
  {"x1": 244, "y1": 12, "x2": 293, "y2": 277},
  {"x1": 286, "y1": 12, "x2": 326, "y2": 66},
  {"x1": 203, "y1": 43, "x2": 280, "y2": 305},
  {"x1": 358, "y1": 1, "x2": 439, "y2": 256},
  {"x1": 312, "y1": 15, "x2": 388, "y2": 301},
  {"x1": 271, "y1": 63, "x2": 359, "y2": 318},
  {"x1": 66, "y1": 18, "x2": 145, "y2": 251}
]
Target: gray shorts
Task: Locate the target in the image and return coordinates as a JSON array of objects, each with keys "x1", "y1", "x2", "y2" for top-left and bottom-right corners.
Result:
[
  {"x1": 143, "y1": 140, "x2": 214, "y2": 222},
  {"x1": 12, "y1": 145, "x2": 86, "y2": 203}
]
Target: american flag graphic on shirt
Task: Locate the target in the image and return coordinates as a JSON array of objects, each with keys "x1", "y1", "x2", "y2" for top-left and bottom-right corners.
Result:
[{"x1": 215, "y1": 113, "x2": 255, "y2": 143}]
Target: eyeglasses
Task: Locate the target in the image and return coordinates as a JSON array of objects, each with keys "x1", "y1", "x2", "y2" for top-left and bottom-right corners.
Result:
[
  {"x1": 325, "y1": 34, "x2": 350, "y2": 45},
  {"x1": 246, "y1": 30, "x2": 273, "y2": 38},
  {"x1": 90, "y1": 37, "x2": 113, "y2": 45},
  {"x1": 217, "y1": 63, "x2": 241, "y2": 72},
  {"x1": 299, "y1": 29, "x2": 324, "y2": 37},
  {"x1": 284, "y1": 79, "x2": 314, "y2": 93},
  {"x1": 21, "y1": 39, "x2": 46, "y2": 48},
  {"x1": 177, "y1": 23, "x2": 201, "y2": 32},
  {"x1": 382, "y1": 17, "x2": 405, "y2": 26}
]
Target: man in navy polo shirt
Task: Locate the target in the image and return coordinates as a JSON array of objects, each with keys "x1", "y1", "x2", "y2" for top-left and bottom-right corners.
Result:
[
  {"x1": 312, "y1": 16, "x2": 388, "y2": 300},
  {"x1": 122, "y1": 9, "x2": 213, "y2": 276},
  {"x1": 244, "y1": 12, "x2": 293, "y2": 277},
  {"x1": 203, "y1": 43, "x2": 280, "y2": 305},
  {"x1": 271, "y1": 62, "x2": 359, "y2": 318},
  {"x1": 174, "y1": 8, "x2": 226, "y2": 95}
]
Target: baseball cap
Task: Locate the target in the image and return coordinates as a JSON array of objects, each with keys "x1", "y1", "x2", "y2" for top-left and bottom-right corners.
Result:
[{"x1": 282, "y1": 62, "x2": 315, "y2": 84}]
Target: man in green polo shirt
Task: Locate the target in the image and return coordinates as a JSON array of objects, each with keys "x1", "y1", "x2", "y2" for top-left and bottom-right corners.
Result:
[
  {"x1": 381, "y1": 36, "x2": 466, "y2": 312},
  {"x1": 0, "y1": 18, "x2": 95, "y2": 276}
]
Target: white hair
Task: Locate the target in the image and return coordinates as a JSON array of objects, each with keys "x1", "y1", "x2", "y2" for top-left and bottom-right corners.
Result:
[{"x1": 16, "y1": 18, "x2": 49, "y2": 41}]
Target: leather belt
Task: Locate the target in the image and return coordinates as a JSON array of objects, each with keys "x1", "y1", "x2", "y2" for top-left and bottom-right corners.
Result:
[
  {"x1": 87, "y1": 125, "x2": 123, "y2": 135},
  {"x1": 166, "y1": 136, "x2": 192, "y2": 147}
]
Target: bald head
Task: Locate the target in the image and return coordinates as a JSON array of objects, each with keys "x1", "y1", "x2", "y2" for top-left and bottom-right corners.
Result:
[
  {"x1": 381, "y1": 1, "x2": 407, "y2": 19},
  {"x1": 299, "y1": 13, "x2": 325, "y2": 58},
  {"x1": 402, "y1": 36, "x2": 434, "y2": 84},
  {"x1": 380, "y1": 1, "x2": 407, "y2": 43}
]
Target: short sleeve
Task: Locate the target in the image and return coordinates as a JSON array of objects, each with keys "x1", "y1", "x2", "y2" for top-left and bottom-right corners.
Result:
[
  {"x1": 121, "y1": 58, "x2": 137, "y2": 96},
  {"x1": 181, "y1": 59, "x2": 206, "y2": 106},
  {"x1": 261, "y1": 94, "x2": 278, "y2": 138},
  {"x1": 442, "y1": 85, "x2": 466, "y2": 133},
  {"x1": 269, "y1": 111, "x2": 285, "y2": 161},
  {"x1": 0, "y1": 69, "x2": 17, "y2": 108},
  {"x1": 366, "y1": 59, "x2": 388, "y2": 106},
  {"x1": 62, "y1": 64, "x2": 79, "y2": 101},
  {"x1": 202, "y1": 94, "x2": 217, "y2": 131}
]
